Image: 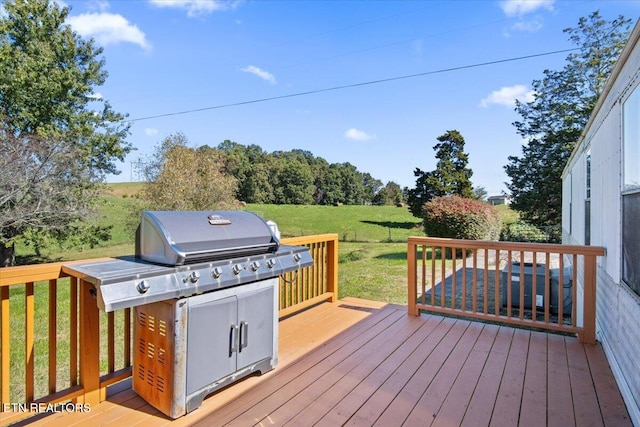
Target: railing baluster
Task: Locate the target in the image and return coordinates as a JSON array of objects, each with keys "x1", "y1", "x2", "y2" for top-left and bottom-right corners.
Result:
[
  {"x1": 494, "y1": 249, "x2": 500, "y2": 316},
  {"x1": 484, "y1": 249, "x2": 489, "y2": 315},
  {"x1": 70, "y1": 277, "x2": 78, "y2": 386},
  {"x1": 451, "y1": 248, "x2": 457, "y2": 310},
  {"x1": 440, "y1": 247, "x2": 445, "y2": 308},
  {"x1": 431, "y1": 246, "x2": 436, "y2": 306},
  {"x1": 558, "y1": 254, "x2": 565, "y2": 321},
  {"x1": 572, "y1": 254, "x2": 578, "y2": 326},
  {"x1": 507, "y1": 251, "x2": 512, "y2": 318},
  {"x1": 124, "y1": 308, "x2": 131, "y2": 367},
  {"x1": 108, "y1": 311, "x2": 115, "y2": 373},
  {"x1": 519, "y1": 251, "x2": 525, "y2": 320},
  {"x1": 462, "y1": 248, "x2": 467, "y2": 311},
  {"x1": 25, "y1": 282, "x2": 35, "y2": 403},
  {"x1": 544, "y1": 253, "x2": 550, "y2": 324},
  {"x1": 531, "y1": 253, "x2": 537, "y2": 321},
  {"x1": 49, "y1": 279, "x2": 57, "y2": 394},
  {"x1": 421, "y1": 245, "x2": 426, "y2": 305},
  {"x1": 472, "y1": 250, "x2": 477, "y2": 313}
]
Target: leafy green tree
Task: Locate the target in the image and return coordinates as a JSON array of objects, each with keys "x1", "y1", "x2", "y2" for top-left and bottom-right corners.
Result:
[
  {"x1": 505, "y1": 12, "x2": 631, "y2": 228},
  {"x1": 270, "y1": 156, "x2": 315, "y2": 205},
  {"x1": 340, "y1": 162, "x2": 366, "y2": 205},
  {"x1": 385, "y1": 181, "x2": 404, "y2": 205},
  {"x1": 143, "y1": 134, "x2": 238, "y2": 210},
  {"x1": 216, "y1": 140, "x2": 269, "y2": 202},
  {"x1": 0, "y1": 0, "x2": 130, "y2": 171},
  {"x1": 315, "y1": 163, "x2": 344, "y2": 205},
  {"x1": 0, "y1": 0, "x2": 131, "y2": 262},
  {"x1": 473, "y1": 186, "x2": 488, "y2": 201},
  {"x1": 362, "y1": 173, "x2": 383, "y2": 204},
  {"x1": 408, "y1": 130, "x2": 473, "y2": 217}
]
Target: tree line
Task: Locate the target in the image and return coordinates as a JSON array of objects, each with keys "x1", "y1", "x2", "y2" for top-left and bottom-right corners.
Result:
[{"x1": 141, "y1": 133, "x2": 405, "y2": 209}]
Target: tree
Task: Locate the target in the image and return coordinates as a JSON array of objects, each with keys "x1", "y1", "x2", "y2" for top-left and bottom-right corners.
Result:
[
  {"x1": 361, "y1": 173, "x2": 383, "y2": 204},
  {"x1": 216, "y1": 140, "x2": 270, "y2": 202},
  {"x1": 272, "y1": 158, "x2": 315, "y2": 205},
  {"x1": 0, "y1": 122, "x2": 103, "y2": 257},
  {"x1": 505, "y1": 12, "x2": 631, "y2": 228},
  {"x1": 408, "y1": 130, "x2": 474, "y2": 217},
  {"x1": 373, "y1": 181, "x2": 403, "y2": 205},
  {"x1": 473, "y1": 186, "x2": 488, "y2": 201},
  {"x1": 142, "y1": 134, "x2": 238, "y2": 210},
  {"x1": 0, "y1": 0, "x2": 132, "y2": 262},
  {"x1": 340, "y1": 162, "x2": 366, "y2": 205},
  {"x1": 385, "y1": 181, "x2": 404, "y2": 205}
]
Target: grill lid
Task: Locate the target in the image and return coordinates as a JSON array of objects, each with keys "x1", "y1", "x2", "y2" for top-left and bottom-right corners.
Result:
[{"x1": 137, "y1": 210, "x2": 279, "y2": 266}]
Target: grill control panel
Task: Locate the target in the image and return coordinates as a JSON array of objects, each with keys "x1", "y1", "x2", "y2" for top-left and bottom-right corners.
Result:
[{"x1": 62, "y1": 245, "x2": 313, "y2": 312}]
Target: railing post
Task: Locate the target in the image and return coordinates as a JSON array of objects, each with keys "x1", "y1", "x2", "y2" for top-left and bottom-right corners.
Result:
[
  {"x1": 327, "y1": 237, "x2": 338, "y2": 302},
  {"x1": 79, "y1": 279, "x2": 101, "y2": 405},
  {"x1": 580, "y1": 255, "x2": 597, "y2": 345},
  {"x1": 408, "y1": 240, "x2": 418, "y2": 316}
]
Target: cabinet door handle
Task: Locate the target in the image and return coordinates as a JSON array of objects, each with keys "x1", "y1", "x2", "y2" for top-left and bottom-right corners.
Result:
[
  {"x1": 229, "y1": 324, "x2": 239, "y2": 357},
  {"x1": 239, "y1": 321, "x2": 249, "y2": 352}
]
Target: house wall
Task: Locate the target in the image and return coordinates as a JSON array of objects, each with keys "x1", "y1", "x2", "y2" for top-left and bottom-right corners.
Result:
[{"x1": 562, "y1": 21, "x2": 640, "y2": 426}]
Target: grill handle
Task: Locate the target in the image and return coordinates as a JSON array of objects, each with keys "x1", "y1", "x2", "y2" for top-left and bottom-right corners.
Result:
[
  {"x1": 239, "y1": 321, "x2": 249, "y2": 352},
  {"x1": 229, "y1": 324, "x2": 239, "y2": 357}
]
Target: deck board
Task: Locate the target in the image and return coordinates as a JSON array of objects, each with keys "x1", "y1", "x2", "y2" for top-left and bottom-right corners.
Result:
[
  {"x1": 431, "y1": 322, "x2": 499, "y2": 427},
  {"x1": 460, "y1": 326, "x2": 514, "y2": 427},
  {"x1": 9, "y1": 299, "x2": 631, "y2": 427},
  {"x1": 547, "y1": 333, "x2": 575, "y2": 427}
]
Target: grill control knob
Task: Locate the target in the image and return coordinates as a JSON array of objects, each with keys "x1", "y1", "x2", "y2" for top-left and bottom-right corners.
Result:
[
  {"x1": 250, "y1": 261, "x2": 260, "y2": 272},
  {"x1": 137, "y1": 280, "x2": 151, "y2": 294},
  {"x1": 293, "y1": 253, "x2": 302, "y2": 262},
  {"x1": 188, "y1": 271, "x2": 200, "y2": 283},
  {"x1": 266, "y1": 259, "x2": 276, "y2": 269},
  {"x1": 232, "y1": 264, "x2": 243, "y2": 275},
  {"x1": 211, "y1": 267, "x2": 222, "y2": 279}
]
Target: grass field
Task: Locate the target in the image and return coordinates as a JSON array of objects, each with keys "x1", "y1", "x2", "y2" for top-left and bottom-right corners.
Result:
[{"x1": 13, "y1": 182, "x2": 519, "y2": 305}]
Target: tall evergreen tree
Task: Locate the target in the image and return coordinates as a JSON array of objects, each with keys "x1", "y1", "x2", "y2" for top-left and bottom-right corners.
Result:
[
  {"x1": 408, "y1": 130, "x2": 474, "y2": 217},
  {"x1": 505, "y1": 12, "x2": 631, "y2": 229}
]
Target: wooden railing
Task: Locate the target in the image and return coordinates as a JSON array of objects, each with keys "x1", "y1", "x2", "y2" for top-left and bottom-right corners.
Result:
[
  {"x1": 280, "y1": 234, "x2": 339, "y2": 318},
  {"x1": 407, "y1": 237, "x2": 606, "y2": 344},
  {"x1": 0, "y1": 233, "x2": 337, "y2": 425}
]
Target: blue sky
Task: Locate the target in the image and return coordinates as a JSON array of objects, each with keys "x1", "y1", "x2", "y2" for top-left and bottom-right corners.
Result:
[{"x1": 62, "y1": 0, "x2": 640, "y2": 196}]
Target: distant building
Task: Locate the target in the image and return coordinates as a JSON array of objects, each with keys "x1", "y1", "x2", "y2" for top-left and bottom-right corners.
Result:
[
  {"x1": 487, "y1": 195, "x2": 510, "y2": 206},
  {"x1": 562, "y1": 20, "x2": 640, "y2": 425}
]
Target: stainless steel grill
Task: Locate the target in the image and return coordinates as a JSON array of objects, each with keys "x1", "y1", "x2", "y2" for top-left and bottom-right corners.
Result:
[{"x1": 62, "y1": 210, "x2": 313, "y2": 418}]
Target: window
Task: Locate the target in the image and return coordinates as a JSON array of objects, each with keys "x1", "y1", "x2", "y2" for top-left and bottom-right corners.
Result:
[{"x1": 622, "y1": 85, "x2": 640, "y2": 296}]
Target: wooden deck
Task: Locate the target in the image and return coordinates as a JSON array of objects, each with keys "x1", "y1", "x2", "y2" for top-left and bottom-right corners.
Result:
[{"x1": 9, "y1": 298, "x2": 630, "y2": 426}]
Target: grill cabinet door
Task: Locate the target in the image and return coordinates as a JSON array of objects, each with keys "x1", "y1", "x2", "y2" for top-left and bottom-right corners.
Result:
[
  {"x1": 236, "y1": 286, "x2": 275, "y2": 369},
  {"x1": 186, "y1": 294, "x2": 237, "y2": 395}
]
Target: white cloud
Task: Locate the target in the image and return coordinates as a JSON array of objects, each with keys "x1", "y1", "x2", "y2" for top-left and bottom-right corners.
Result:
[
  {"x1": 479, "y1": 85, "x2": 534, "y2": 108},
  {"x1": 241, "y1": 65, "x2": 276, "y2": 85},
  {"x1": 144, "y1": 128, "x2": 159, "y2": 136},
  {"x1": 67, "y1": 13, "x2": 151, "y2": 50},
  {"x1": 344, "y1": 128, "x2": 374, "y2": 141},
  {"x1": 88, "y1": 92, "x2": 103, "y2": 100},
  {"x1": 499, "y1": 0, "x2": 554, "y2": 18},
  {"x1": 510, "y1": 18, "x2": 543, "y2": 33},
  {"x1": 148, "y1": 0, "x2": 242, "y2": 17}
]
